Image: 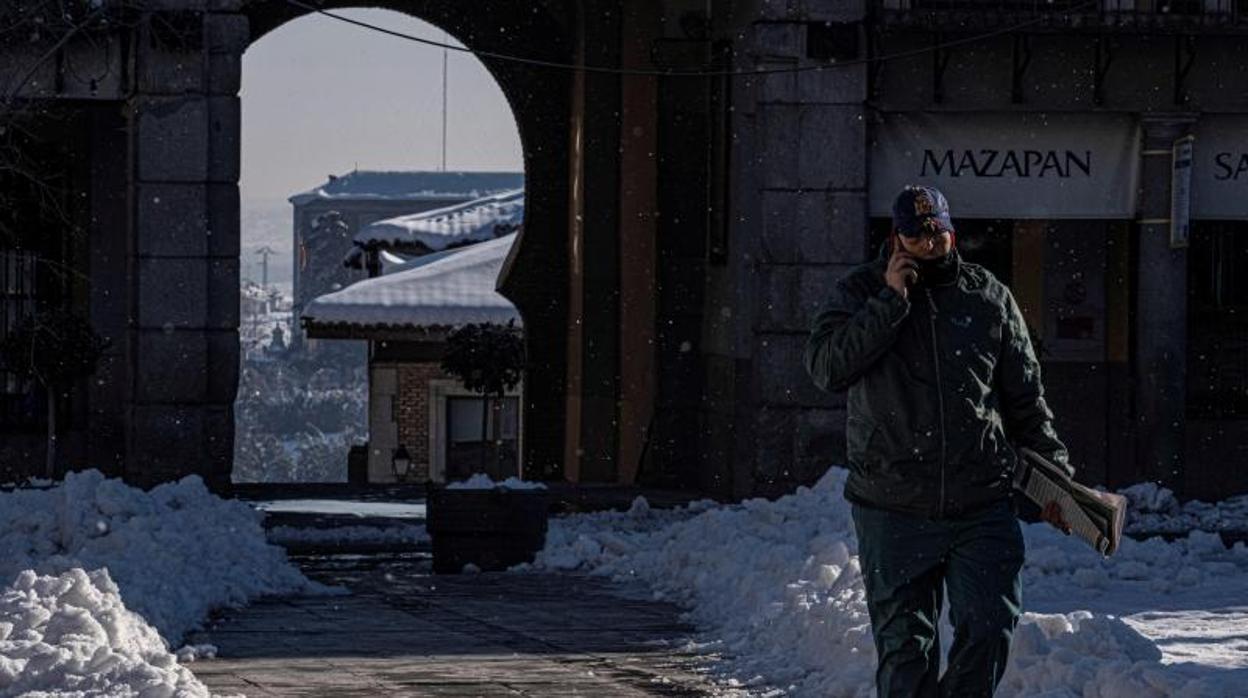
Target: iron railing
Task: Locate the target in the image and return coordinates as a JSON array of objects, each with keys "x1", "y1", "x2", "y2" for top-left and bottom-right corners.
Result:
[{"x1": 875, "y1": 0, "x2": 1248, "y2": 26}]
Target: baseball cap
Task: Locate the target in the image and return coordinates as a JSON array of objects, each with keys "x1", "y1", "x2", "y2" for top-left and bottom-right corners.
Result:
[{"x1": 892, "y1": 185, "x2": 955, "y2": 238}]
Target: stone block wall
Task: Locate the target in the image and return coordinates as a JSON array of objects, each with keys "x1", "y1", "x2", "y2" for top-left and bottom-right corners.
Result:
[
  {"x1": 124, "y1": 7, "x2": 246, "y2": 488},
  {"x1": 721, "y1": 0, "x2": 869, "y2": 498}
]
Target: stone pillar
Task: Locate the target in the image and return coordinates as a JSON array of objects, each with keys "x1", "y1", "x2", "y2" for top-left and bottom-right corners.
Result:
[
  {"x1": 719, "y1": 0, "x2": 869, "y2": 497},
  {"x1": 125, "y1": 9, "x2": 246, "y2": 489},
  {"x1": 563, "y1": 0, "x2": 623, "y2": 483},
  {"x1": 1133, "y1": 115, "x2": 1193, "y2": 491},
  {"x1": 617, "y1": 0, "x2": 660, "y2": 486},
  {"x1": 561, "y1": 10, "x2": 587, "y2": 484},
  {"x1": 204, "y1": 12, "x2": 248, "y2": 489},
  {"x1": 87, "y1": 104, "x2": 134, "y2": 479}
]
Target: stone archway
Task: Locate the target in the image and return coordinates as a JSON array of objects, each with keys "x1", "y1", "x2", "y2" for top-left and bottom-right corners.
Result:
[{"x1": 117, "y1": 1, "x2": 573, "y2": 487}]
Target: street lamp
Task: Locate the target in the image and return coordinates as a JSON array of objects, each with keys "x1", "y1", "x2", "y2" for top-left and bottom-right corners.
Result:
[{"x1": 391, "y1": 444, "x2": 413, "y2": 482}]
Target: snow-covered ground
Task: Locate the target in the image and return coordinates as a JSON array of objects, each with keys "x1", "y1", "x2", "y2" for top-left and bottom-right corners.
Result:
[
  {"x1": 1121, "y1": 481, "x2": 1248, "y2": 535},
  {"x1": 0, "y1": 470, "x2": 324, "y2": 697},
  {"x1": 525, "y1": 468, "x2": 1248, "y2": 697},
  {"x1": 445, "y1": 473, "x2": 547, "y2": 490},
  {"x1": 8, "y1": 466, "x2": 1246, "y2": 696}
]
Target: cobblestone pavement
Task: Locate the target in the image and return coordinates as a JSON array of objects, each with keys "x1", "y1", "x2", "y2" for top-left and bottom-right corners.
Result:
[{"x1": 189, "y1": 554, "x2": 740, "y2": 697}]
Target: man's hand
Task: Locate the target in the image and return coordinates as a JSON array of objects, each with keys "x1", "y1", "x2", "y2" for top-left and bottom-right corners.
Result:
[
  {"x1": 884, "y1": 246, "x2": 919, "y2": 300},
  {"x1": 1041, "y1": 501, "x2": 1072, "y2": 535}
]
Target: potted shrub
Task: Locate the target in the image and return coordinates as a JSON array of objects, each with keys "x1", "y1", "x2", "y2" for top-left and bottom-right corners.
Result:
[{"x1": 431, "y1": 320, "x2": 547, "y2": 573}]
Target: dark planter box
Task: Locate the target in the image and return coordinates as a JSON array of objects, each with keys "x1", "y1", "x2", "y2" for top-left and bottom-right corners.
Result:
[
  {"x1": 425, "y1": 484, "x2": 550, "y2": 573},
  {"x1": 347, "y1": 444, "x2": 369, "y2": 484}
]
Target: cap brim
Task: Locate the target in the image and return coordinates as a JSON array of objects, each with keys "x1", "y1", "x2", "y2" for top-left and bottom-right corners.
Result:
[{"x1": 897, "y1": 215, "x2": 954, "y2": 237}]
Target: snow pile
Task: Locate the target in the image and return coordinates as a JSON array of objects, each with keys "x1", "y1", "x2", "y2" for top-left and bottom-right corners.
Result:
[
  {"x1": 1023, "y1": 523, "x2": 1248, "y2": 597},
  {"x1": 445, "y1": 473, "x2": 548, "y2": 490},
  {"x1": 998, "y1": 610, "x2": 1216, "y2": 697},
  {"x1": 1, "y1": 470, "x2": 322, "y2": 695},
  {"x1": 528, "y1": 468, "x2": 1247, "y2": 696},
  {"x1": 267, "y1": 524, "x2": 429, "y2": 546},
  {"x1": 0, "y1": 568, "x2": 213, "y2": 697},
  {"x1": 174, "y1": 644, "x2": 218, "y2": 663},
  {"x1": 0, "y1": 470, "x2": 318, "y2": 642},
  {"x1": 1119, "y1": 481, "x2": 1248, "y2": 534}
]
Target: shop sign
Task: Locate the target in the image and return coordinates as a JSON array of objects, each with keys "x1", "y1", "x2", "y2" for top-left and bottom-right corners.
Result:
[
  {"x1": 1171, "y1": 135, "x2": 1193, "y2": 248},
  {"x1": 870, "y1": 113, "x2": 1140, "y2": 219},
  {"x1": 1191, "y1": 116, "x2": 1248, "y2": 219}
]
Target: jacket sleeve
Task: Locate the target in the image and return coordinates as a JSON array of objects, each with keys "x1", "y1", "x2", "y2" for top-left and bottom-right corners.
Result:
[
  {"x1": 997, "y1": 288, "x2": 1074, "y2": 478},
  {"x1": 803, "y1": 275, "x2": 910, "y2": 392}
]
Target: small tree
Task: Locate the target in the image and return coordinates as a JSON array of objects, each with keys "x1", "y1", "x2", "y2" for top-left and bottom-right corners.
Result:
[
  {"x1": 0, "y1": 307, "x2": 109, "y2": 479},
  {"x1": 440, "y1": 319, "x2": 525, "y2": 478}
]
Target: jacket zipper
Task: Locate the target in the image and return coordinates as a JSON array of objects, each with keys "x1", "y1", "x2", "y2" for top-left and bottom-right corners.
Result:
[{"x1": 925, "y1": 288, "x2": 947, "y2": 519}]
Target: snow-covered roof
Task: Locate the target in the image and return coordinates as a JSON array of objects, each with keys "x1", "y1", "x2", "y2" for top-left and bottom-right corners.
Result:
[
  {"x1": 288, "y1": 170, "x2": 524, "y2": 206},
  {"x1": 354, "y1": 189, "x2": 523, "y2": 251},
  {"x1": 302, "y1": 233, "x2": 521, "y2": 332}
]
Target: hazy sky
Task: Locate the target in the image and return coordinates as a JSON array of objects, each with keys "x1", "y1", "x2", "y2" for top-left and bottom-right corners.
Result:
[{"x1": 239, "y1": 8, "x2": 524, "y2": 203}]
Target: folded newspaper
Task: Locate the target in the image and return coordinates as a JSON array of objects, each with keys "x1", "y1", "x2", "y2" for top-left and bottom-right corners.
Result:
[{"x1": 1013, "y1": 447, "x2": 1127, "y2": 557}]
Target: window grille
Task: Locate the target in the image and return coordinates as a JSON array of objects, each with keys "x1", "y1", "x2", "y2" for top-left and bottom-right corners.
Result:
[
  {"x1": 1188, "y1": 222, "x2": 1248, "y2": 418},
  {"x1": 0, "y1": 250, "x2": 43, "y2": 431},
  {"x1": 878, "y1": 0, "x2": 1241, "y2": 18}
]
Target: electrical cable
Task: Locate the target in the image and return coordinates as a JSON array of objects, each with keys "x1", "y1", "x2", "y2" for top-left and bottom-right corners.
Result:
[{"x1": 284, "y1": 0, "x2": 1100, "y2": 78}]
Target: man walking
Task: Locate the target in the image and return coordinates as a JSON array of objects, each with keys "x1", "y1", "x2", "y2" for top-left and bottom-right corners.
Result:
[{"x1": 803, "y1": 185, "x2": 1072, "y2": 697}]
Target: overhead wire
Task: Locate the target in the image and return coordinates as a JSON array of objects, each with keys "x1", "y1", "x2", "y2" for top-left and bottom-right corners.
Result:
[{"x1": 283, "y1": 0, "x2": 1101, "y2": 79}]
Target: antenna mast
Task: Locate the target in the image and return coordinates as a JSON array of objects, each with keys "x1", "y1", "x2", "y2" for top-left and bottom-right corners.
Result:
[
  {"x1": 441, "y1": 30, "x2": 448, "y2": 172},
  {"x1": 255, "y1": 246, "x2": 278, "y2": 288}
]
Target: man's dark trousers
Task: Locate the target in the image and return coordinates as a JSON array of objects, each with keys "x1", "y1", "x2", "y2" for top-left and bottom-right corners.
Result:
[{"x1": 851, "y1": 499, "x2": 1024, "y2": 697}]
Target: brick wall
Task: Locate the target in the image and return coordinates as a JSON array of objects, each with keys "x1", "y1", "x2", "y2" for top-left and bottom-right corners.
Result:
[{"x1": 395, "y1": 361, "x2": 455, "y2": 483}]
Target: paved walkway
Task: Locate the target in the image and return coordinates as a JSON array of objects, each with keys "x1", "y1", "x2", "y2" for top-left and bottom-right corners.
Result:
[{"x1": 189, "y1": 554, "x2": 737, "y2": 697}]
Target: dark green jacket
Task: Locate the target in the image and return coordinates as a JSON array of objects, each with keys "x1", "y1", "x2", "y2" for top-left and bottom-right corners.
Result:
[{"x1": 803, "y1": 241, "x2": 1071, "y2": 519}]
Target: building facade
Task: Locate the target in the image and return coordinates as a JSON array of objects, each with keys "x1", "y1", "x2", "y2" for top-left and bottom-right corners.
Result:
[
  {"x1": 303, "y1": 234, "x2": 524, "y2": 484},
  {"x1": 833, "y1": 4, "x2": 1248, "y2": 501},
  {"x1": 3, "y1": 0, "x2": 1247, "y2": 502},
  {"x1": 289, "y1": 170, "x2": 523, "y2": 347}
]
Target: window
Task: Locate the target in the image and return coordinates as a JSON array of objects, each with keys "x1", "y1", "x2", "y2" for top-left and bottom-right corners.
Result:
[
  {"x1": 1188, "y1": 221, "x2": 1248, "y2": 418},
  {"x1": 0, "y1": 109, "x2": 83, "y2": 437},
  {"x1": 0, "y1": 251, "x2": 45, "y2": 432},
  {"x1": 445, "y1": 395, "x2": 520, "y2": 481}
]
